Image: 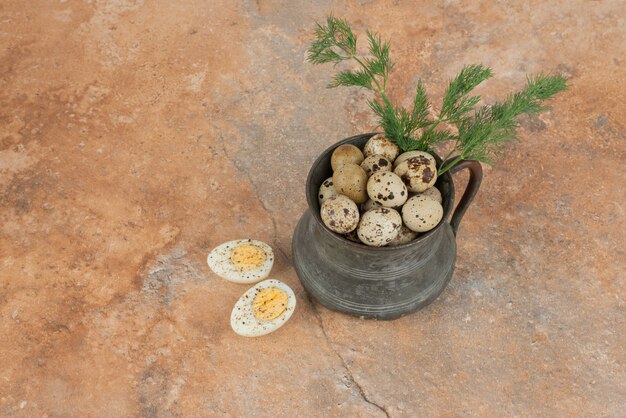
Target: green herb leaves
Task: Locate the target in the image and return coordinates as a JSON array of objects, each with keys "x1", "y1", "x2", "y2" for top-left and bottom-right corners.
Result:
[
  {"x1": 441, "y1": 64, "x2": 493, "y2": 121},
  {"x1": 307, "y1": 16, "x2": 357, "y2": 64},
  {"x1": 438, "y1": 73, "x2": 569, "y2": 174},
  {"x1": 328, "y1": 70, "x2": 372, "y2": 89},
  {"x1": 307, "y1": 16, "x2": 568, "y2": 174},
  {"x1": 368, "y1": 99, "x2": 427, "y2": 152},
  {"x1": 364, "y1": 31, "x2": 393, "y2": 88},
  {"x1": 308, "y1": 16, "x2": 391, "y2": 94},
  {"x1": 309, "y1": 16, "x2": 425, "y2": 150}
]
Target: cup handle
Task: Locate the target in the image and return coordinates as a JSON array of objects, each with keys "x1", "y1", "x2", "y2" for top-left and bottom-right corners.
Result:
[{"x1": 448, "y1": 160, "x2": 483, "y2": 236}]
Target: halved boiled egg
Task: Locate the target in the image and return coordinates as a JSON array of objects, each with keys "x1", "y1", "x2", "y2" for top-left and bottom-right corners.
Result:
[
  {"x1": 231, "y1": 279, "x2": 296, "y2": 337},
  {"x1": 207, "y1": 239, "x2": 274, "y2": 284}
]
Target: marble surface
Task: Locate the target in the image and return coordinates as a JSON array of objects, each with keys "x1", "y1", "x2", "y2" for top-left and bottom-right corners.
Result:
[{"x1": 1, "y1": 1, "x2": 624, "y2": 416}]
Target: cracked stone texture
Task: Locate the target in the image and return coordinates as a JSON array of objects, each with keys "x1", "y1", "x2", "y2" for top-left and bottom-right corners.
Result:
[{"x1": 1, "y1": 0, "x2": 624, "y2": 416}]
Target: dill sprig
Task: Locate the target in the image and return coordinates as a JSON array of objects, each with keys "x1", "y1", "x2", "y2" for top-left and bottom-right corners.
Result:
[
  {"x1": 438, "y1": 73, "x2": 569, "y2": 173},
  {"x1": 307, "y1": 16, "x2": 568, "y2": 175}
]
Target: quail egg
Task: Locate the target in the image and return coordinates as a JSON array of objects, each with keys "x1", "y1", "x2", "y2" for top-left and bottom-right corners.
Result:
[
  {"x1": 207, "y1": 239, "x2": 274, "y2": 284},
  {"x1": 388, "y1": 224, "x2": 419, "y2": 246},
  {"x1": 402, "y1": 195, "x2": 444, "y2": 232},
  {"x1": 361, "y1": 198, "x2": 383, "y2": 212},
  {"x1": 363, "y1": 134, "x2": 400, "y2": 162},
  {"x1": 394, "y1": 154, "x2": 437, "y2": 192},
  {"x1": 320, "y1": 195, "x2": 360, "y2": 233},
  {"x1": 393, "y1": 150, "x2": 436, "y2": 168},
  {"x1": 416, "y1": 186, "x2": 442, "y2": 204},
  {"x1": 331, "y1": 144, "x2": 364, "y2": 171},
  {"x1": 357, "y1": 207, "x2": 402, "y2": 247},
  {"x1": 318, "y1": 177, "x2": 338, "y2": 205},
  {"x1": 367, "y1": 171, "x2": 408, "y2": 208},
  {"x1": 333, "y1": 163, "x2": 368, "y2": 204},
  {"x1": 360, "y1": 154, "x2": 392, "y2": 177},
  {"x1": 231, "y1": 279, "x2": 296, "y2": 337}
]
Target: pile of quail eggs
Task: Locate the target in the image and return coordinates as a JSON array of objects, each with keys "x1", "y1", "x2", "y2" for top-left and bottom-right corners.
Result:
[{"x1": 319, "y1": 134, "x2": 444, "y2": 247}]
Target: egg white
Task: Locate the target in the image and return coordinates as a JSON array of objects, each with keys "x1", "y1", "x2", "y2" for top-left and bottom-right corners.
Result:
[
  {"x1": 231, "y1": 279, "x2": 296, "y2": 337},
  {"x1": 207, "y1": 239, "x2": 274, "y2": 284}
]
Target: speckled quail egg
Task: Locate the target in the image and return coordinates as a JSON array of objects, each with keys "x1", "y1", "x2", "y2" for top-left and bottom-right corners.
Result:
[
  {"x1": 363, "y1": 134, "x2": 400, "y2": 162},
  {"x1": 320, "y1": 195, "x2": 360, "y2": 233},
  {"x1": 393, "y1": 150, "x2": 436, "y2": 168},
  {"x1": 367, "y1": 171, "x2": 408, "y2": 208},
  {"x1": 394, "y1": 154, "x2": 437, "y2": 192},
  {"x1": 360, "y1": 154, "x2": 392, "y2": 177},
  {"x1": 388, "y1": 224, "x2": 419, "y2": 246},
  {"x1": 207, "y1": 239, "x2": 274, "y2": 284},
  {"x1": 318, "y1": 177, "x2": 338, "y2": 205},
  {"x1": 416, "y1": 186, "x2": 442, "y2": 204},
  {"x1": 231, "y1": 279, "x2": 296, "y2": 337},
  {"x1": 361, "y1": 198, "x2": 383, "y2": 212},
  {"x1": 402, "y1": 195, "x2": 444, "y2": 232},
  {"x1": 333, "y1": 163, "x2": 368, "y2": 204},
  {"x1": 331, "y1": 144, "x2": 364, "y2": 171},
  {"x1": 357, "y1": 207, "x2": 402, "y2": 247}
]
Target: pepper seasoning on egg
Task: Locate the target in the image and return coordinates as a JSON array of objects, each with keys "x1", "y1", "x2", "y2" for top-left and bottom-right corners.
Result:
[{"x1": 231, "y1": 279, "x2": 296, "y2": 337}]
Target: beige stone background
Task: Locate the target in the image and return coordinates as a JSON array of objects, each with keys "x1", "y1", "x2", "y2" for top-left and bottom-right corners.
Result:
[{"x1": 1, "y1": 0, "x2": 625, "y2": 416}]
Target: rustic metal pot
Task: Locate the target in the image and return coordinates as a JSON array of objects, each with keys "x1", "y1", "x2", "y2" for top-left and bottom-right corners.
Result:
[{"x1": 292, "y1": 133, "x2": 482, "y2": 320}]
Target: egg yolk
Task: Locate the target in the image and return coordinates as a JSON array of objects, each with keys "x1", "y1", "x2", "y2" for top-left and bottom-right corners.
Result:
[
  {"x1": 252, "y1": 287, "x2": 288, "y2": 321},
  {"x1": 230, "y1": 245, "x2": 266, "y2": 271}
]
